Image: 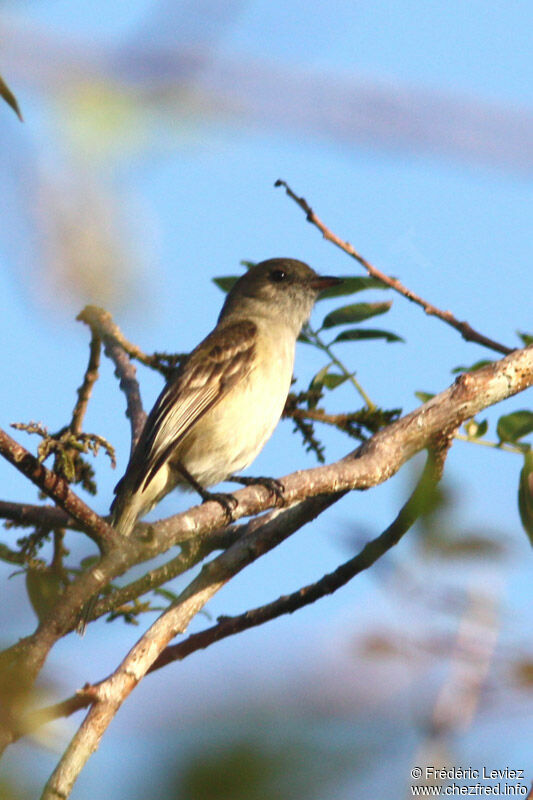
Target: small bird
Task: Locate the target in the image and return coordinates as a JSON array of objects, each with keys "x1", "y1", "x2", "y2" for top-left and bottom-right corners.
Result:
[{"x1": 110, "y1": 258, "x2": 342, "y2": 536}]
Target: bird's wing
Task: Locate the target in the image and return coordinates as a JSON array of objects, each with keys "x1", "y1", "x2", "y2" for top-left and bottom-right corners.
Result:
[{"x1": 124, "y1": 319, "x2": 257, "y2": 494}]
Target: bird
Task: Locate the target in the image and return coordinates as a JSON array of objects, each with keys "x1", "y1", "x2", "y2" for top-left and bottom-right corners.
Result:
[{"x1": 110, "y1": 258, "x2": 342, "y2": 537}]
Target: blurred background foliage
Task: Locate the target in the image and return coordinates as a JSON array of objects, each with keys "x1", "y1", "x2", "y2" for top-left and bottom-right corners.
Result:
[{"x1": 0, "y1": 0, "x2": 532, "y2": 798}]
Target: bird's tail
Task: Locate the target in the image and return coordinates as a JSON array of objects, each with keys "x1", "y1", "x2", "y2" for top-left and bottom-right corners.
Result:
[{"x1": 109, "y1": 476, "x2": 146, "y2": 538}]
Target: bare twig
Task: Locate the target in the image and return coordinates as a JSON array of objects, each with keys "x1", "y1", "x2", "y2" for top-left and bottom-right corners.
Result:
[
  {"x1": 77, "y1": 306, "x2": 147, "y2": 451},
  {"x1": 275, "y1": 180, "x2": 513, "y2": 356},
  {"x1": 14, "y1": 688, "x2": 97, "y2": 742},
  {"x1": 70, "y1": 335, "x2": 101, "y2": 435}
]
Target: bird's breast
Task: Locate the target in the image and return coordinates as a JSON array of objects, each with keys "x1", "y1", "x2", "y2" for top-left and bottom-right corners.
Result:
[{"x1": 175, "y1": 327, "x2": 295, "y2": 487}]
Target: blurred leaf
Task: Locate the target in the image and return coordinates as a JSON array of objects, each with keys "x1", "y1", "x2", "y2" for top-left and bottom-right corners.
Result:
[
  {"x1": 317, "y1": 275, "x2": 389, "y2": 300},
  {"x1": 514, "y1": 659, "x2": 533, "y2": 687},
  {"x1": 79, "y1": 555, "x2": 100, "y2": 569},
  {"x1": 518, "y1": 451, "x2": 533, "y2": 546},
  {"x1": 517, "y1": 332, "x2": 533, "y2": 347},
  {"x1": 297, "y1": 331, "x2": 312, "y2": 344},
  {"x1": 25, "y1": 568, "x2": 63, "y2": 623},
  {"x1": 213, "y1": 276, "x2": 238, "y2": 293},
  {"x1": 310, "y1": 365, "x2": 349, "y2": 392},
  {"x1": 333, "y1": 328, "x2": 404, "y2": 344},
  {"x1": 415, "y1": 391, "x2": 435, "y2": 403},
  {"x1": 0, "y1": 73, "x2": 22, "y2": 121},
  {"x1": 322, "y1": 372, "x2": 349, "y2": 390},
  {"x1": 497, "y1": 410, "x2": 533, "y2": 443},
  {"x1": 451, "y1": 359, "x2": 493, "y2": 374},
  {"x1": 153, "y1": 587, "x2": 179, "y2": 603},
  {"x1": 322, "y1": 301, "x2": 391, "y2": 329},
  {"x1": 422, "y1": 530, "x2": 504, "y2": 558},
  {"x1": 464, "y1": 419, "x2": 488, "y2": 438}
]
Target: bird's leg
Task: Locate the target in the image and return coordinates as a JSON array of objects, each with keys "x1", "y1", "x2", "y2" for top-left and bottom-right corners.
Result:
[
  {"x1": 230, "y1": 474, "x2": 286, "y2": 506},
  {"x1": 175, "y1": 461, "x2": 238, "y2": 522}
]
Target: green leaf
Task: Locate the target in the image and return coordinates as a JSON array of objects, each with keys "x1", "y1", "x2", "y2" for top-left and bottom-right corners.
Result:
[
  {"x1": 309, "y1": 364, "x2": 329, "y2": 388},
  {"x1": 415, "y1": 391, "x2": 435, "y2": 403},
  {"x1": 333, "y1": 328, "x2": 404, "y2": 344},
  {"x1": 322, "y1": 372, "x2": 349, "y2": 390},
  {"x1": 317, "y1": 275, "x2": 389, "y2": 301},
  {"x1": 518, "y1": 451, "x2": 533, "y2": 546},
  {"x1": 497, "y1": 410, "x2": 533, "y2": 443},
  {"x1": 298, "y1": 331, "x2": 312, "y2": 344},
  {"x1": 310, "y1": 365, "x2": 349, "y2": 392},
  {"x1": 154, "y1": 587, "x2": 179, "y2": 602},
  {"x1": 451, "y1": 360, "x2": 493, "y2": 374},
  {"x1": 518, "y1": 331, "x2": 533, "y2": 347},
  {"x1": 212, "y1": 276, "x2": 238, "y2": 293},
  {"x1": 0, "y1": 74, "x2": 23, "y2": 121},
  {"x1": 321, "y1": 301, "x2": 391, "y2": 329}
]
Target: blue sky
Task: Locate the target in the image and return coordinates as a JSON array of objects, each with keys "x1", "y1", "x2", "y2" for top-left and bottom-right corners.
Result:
[{"x1": 1, "y1": 1, "x2": 532, "y2": 797}]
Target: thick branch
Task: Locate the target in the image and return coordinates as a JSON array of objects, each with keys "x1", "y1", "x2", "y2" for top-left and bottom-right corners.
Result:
[
  {"x1": 275, "y1": 179, "x2": 513, "y2": 356},
  {"x1": 2, "y1": 345, "x2": 532, "y2": 774},
  {"x1": 150, "y1": 445, "x2": 449, "y2": 671},
  {"x1": 148, "y1": 344, "x2": 533, "y2": 555},
  {"x1": 41, "y1": 494, "x2": 339, "y2": 799}
]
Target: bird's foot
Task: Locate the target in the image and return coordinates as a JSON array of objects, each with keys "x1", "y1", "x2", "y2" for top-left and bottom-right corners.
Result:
[
  {"x1": 198, "y1": 487, "x2": 238, "y2": 522},
  {"x1": 231, "y1": 474, "x2": 286, "y2": 506},
  {"x1": 174, "y1": 460, "x2": 238, "y2": 522}
]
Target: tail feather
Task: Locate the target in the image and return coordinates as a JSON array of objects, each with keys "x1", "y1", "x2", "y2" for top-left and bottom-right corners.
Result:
[{"x1": 110, "y1": 488, "x2": 144, "y2": 538}]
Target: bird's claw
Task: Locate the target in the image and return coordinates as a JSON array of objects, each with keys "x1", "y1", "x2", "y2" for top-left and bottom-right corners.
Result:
[
  {"x1": 200, "y1": 489, "x2": 238, "y2": 522},
  {"x1": 231, "y1": 475, "x2": 286, "y2": 506}
]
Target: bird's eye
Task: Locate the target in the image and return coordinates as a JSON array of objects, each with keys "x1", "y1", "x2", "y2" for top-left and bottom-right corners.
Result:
[{"x1": 270, "y1": 269, "x2": 287, "y2": 282}]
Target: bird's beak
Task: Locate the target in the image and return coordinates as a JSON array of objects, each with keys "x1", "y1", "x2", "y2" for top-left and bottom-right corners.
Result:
[{"x1": 309, "y1": 275, "x2": 344, "y2": 292}]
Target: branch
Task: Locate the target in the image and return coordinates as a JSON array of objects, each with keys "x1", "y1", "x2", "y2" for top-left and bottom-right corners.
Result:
[
  {"x1": 3, "y1": 345, "x2": 532, "y2": 775},
  {"x1": 0, "y1": 501, "x2": 73, "y2": 530},
  {"x1": 275, "y1": 179, "x2": 513, "y2": 356},
  {"x1": 77, "y1": 306, "x2": 147, "y2": 451},
  {"x1": 70, "y1": 334, "x2": 101, "y2": 435},
  {"x1": 150, "y1": 445, "x2": 449, "y2": 672},
  {"x1": 0, "y1": 429, "x2": 115, "y2": 551},
  {"x1": 41, "y1": 494, "x2": 340, "y2": 799},
  {"x1": 88, "y1": 526, "x2": 243, "y2": 622},
  {"x1": 147, "y1": 344, "x2": 533, "y2": 556}
]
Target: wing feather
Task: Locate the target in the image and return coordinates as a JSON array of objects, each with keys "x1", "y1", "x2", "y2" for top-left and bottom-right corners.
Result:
[{"x1": 123, "y1": 319, "x2": 257, "y2": 494}]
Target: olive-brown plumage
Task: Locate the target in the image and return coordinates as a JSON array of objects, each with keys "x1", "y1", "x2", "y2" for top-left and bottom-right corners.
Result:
[{"x1": 111, "y1": 258, "x2": 341, "y2": 536}]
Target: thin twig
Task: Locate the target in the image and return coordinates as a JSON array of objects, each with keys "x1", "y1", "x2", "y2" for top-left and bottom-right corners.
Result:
[
  {"x1": 275, "y1": 180, "x2": 513, "y2": 356},
  {"x1": 77, "y1": 306, "x2": 147, "y2": 451},
  {"x1": 70, "y1": 335, "x2": 101, "y2": 435},
  {"x1": 305, "y1": 324, "x2": 376, "y2": 408}
]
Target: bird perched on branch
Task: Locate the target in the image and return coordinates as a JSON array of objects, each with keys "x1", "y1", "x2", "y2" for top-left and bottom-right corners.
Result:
[{"x1": 110, "y1": 258, "x2": 341, "y2": 536}]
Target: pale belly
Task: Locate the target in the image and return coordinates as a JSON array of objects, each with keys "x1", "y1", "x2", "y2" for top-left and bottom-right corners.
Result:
[{"x1": 175, "y1": 337, "x2": 294, "y2": 487}]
